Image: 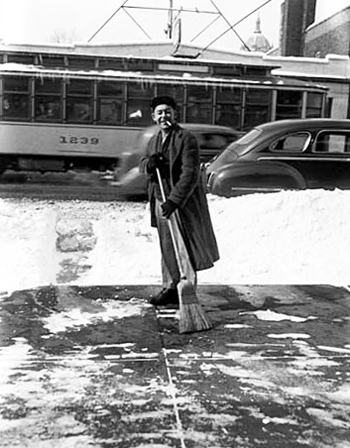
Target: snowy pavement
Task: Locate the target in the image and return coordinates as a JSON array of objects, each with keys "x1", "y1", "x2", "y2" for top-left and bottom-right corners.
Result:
[{"x1": 0, "y1": 283, "x2": 350, "y2": 447}]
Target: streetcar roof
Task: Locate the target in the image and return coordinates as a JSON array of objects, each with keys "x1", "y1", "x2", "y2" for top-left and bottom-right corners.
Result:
[{"x1": 0, "y1": 62, "x2": 329, "y2": 91}]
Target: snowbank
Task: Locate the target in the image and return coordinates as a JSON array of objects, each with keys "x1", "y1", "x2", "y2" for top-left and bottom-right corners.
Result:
[
  {"x1": 203, "y1": 189, "x2": 350, "y2": 285},
  {"x1": 0, "y1": 189, "x2": 350, "y2": 294},
  {"x1": 0, "y1": 201, "x2": 58, "y2": 293}
]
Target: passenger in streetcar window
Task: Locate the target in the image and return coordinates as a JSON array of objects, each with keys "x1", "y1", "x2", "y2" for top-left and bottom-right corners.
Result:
[
  {"x1": 4, "y1": 94, "x2": 29, "y2": 119},
  {"x1": 79, "y1": 104, "x2": 91, "y2": 121},
  {"x1": 36, "y1": 102, "x2": 47, "y2": 119},
  {"x1": 46, "y1": 101, "x2": 60, "y2": 119},
  {"x1": 106, "y1": 101, "x2": 121, "y2": 123}
]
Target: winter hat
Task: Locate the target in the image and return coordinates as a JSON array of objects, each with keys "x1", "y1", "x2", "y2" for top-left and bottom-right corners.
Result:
[{"x1": 150, "y1": 96, "x2": 177, "y2": 111}]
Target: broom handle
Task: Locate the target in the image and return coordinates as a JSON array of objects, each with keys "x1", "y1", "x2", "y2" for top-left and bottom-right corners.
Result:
[{"x1": 156, "y1": 167, "x2": 186, "y2": 278}]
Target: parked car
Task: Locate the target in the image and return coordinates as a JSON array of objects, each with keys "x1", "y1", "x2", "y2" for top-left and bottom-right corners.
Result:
[
  {"x1": 115, "y1": 123, "x2": 243, "y2": 198},
  {"x1": 206, "y1": 118, "x2": 350, "y2": 197}
]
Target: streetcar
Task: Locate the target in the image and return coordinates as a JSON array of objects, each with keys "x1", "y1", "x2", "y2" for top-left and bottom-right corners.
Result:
[{"x1": 0, "y1": 45, "x2": 328, "y2": 173}]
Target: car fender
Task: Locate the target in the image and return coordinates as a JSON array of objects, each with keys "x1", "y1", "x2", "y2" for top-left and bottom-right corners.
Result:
[
  {"x1": 209, "y1": 161, "x2": 307, "y2": 196},
  {"x1": 115, "y1": 150, "x2": 143, "y2": 179},
  {"x1": 116, "y1": 166, "x2": 148, "y2": 198}
]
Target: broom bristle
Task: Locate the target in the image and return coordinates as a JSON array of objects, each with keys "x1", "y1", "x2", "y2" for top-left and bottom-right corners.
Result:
[{"x1": 177, "y1": 279, "x2": 212, "y2": 333}]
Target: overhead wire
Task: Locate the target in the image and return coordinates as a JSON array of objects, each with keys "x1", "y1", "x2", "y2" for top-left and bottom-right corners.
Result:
[
  {"x1": 208, "y1": 0, "x2": 251, "y2": 51},
  {"x1": 197, "y1": 0, "x2": 273, "y2": 56},
  {"x1": 87, "y1": 0, "x2": 274, "y2": 54},
  {"x1": 88, "y1": 0, "x2": 129, "y2": 42},
  {"x1": 122, "y1": 8, "x2": 152, "y2": 39}
]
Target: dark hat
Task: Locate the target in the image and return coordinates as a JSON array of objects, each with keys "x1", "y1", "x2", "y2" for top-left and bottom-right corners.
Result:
[{"x1": 150, "y1": 96, "x2": 177, "y2": 111}]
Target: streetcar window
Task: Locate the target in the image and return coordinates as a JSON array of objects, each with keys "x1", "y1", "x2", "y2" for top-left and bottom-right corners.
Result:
[
  {"x1": 35, "y1": 78, "x2": 62, "y2": 94},
  {"x1": 66, "y1": 79, "x2": 93, "y2": 95},
  {"x1": 128, "y1": 83, "x2": 154, "y2": 96},
  {"x1": 126, "y1": 82, "x2": 154, "y2": 126},
  {"x1": 98, "y1": 81, "x2": 124, "y2": 97},
  {"x1": 7, "y1": 54, "x2": 35, "y2": 65},
  {"x1": 99, "y1": 99, "x2": 123, "y2": 124},
  {"x1": 39, "y1": 55, "x2": 65, "y2": 67},
  {"x1": 127, "y1": 100, "x2": 153, "y2": 126},
  {"x1": 3, "y1": 93, "x2": 30, "y2": 119},
  {"x1": 244, "y1": 89, "x2": 271, "y2": 129},
  {"x1": 97, "y1": 81, "x2": 125, "y2": 125},
  {"x1": 67, "y1": 99, "x2": 92, "y2": 123},
  {"x1": 186, "y1": 85, "x2": 213, "y2": 124},
  {"x1": 34, "y1": 78, "x2": 62, "y2": 122},
  {"x1": 276, "y1": 90, "x2": 302, "y2": 120},
  {"x1": 306, "y1": 92, "x2": 324, "y2": 118},
  {"x1": 4, "y1": 77, "x2": 29, "y2": 92},
  {"x1": 66, "y1": 80, "x2": 93, "y2": 123},
  {"x1": 68, "y1": 57, "x2": 95, "y2": 68},
  {"x1": 215, "y1": 86, "x2": 241, "y2": 127},
  {"x1": 3, "y1": 77, "x2": 30, "y2": 120},
  {"x1": 98, "y1": 58, "x2": 125, "y2": 70},
  {"x1": 35, "y1": 97, "x2": 61, "y2": 121}
]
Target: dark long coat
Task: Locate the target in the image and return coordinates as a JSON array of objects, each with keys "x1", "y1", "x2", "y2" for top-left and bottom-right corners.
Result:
[{"x1": 139, "y1": 123, "x2": 219, "y2": 271}]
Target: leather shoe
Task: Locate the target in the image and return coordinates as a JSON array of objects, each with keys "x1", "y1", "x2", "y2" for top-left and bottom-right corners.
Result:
[{"x1": 150, "y1": 288, "x2": 179, "y2": 307}]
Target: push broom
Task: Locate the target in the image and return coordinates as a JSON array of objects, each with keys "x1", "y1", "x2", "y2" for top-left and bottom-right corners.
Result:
[{"x1": 156, "y1": 167, "x2": 212, "y2": 333}]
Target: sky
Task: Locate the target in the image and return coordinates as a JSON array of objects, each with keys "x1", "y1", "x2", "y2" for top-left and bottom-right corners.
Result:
[
  {"x1": 0, "y1": 0, "x2": 348, "y2": 52},
  {"x1": 1, "y1": 188, "x2": 350, "y2": 296}
]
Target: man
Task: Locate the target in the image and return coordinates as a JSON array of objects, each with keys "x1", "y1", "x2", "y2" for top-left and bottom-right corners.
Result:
[{"x1": 139, "y1": 96, "x2": 219, "y2": 306}]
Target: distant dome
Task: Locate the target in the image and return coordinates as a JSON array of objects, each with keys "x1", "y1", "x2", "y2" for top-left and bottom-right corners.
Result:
[{"x1": 242, "y1": 15, "x2": 272, "y2": 53}]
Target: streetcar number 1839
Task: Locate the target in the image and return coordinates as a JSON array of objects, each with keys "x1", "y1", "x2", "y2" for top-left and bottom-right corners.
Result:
[{"x1": 59, "y1": 136, "x2": 99, "y2": 145}]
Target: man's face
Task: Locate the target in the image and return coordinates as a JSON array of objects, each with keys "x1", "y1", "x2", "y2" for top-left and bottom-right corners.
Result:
[{"x1": 152, "y1": 104, "x2": 175, "y2": 131}]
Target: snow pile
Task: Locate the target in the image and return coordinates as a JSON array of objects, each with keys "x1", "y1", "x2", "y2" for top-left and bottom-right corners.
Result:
[
  {"x1": 0, "y1": 188, "x2": 350, "y2": 294},
  {"x1": 82, "y1": 209, "x2": 160, "y2": 285},
  {"x1": 0, "y1": 201, "x2": 58, "y2": 293},
  {"x1": 203, "y1": 189, "x2": 350, "y2": 285}
]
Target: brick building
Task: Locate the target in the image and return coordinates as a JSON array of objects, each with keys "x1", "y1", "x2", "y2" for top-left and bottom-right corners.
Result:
[
  {"x1": 280, "y1": 0, "x2": 317, "y2": 56},
  {"x1": 304, "y1": 6, "x2": 350, "y2": 58}
]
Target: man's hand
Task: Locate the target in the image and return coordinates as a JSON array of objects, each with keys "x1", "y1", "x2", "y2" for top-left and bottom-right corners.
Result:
[
  {"x1": 146, "y1": 154, "x2": 166, "y2": 174},
  {"x1": 161, "y1": 200, "x2": 177, "y2": 219}
]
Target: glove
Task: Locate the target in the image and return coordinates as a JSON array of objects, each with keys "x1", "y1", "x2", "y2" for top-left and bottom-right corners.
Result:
[
  {"x1": 146, "y1": 154, "x2": 166, "y2": 174},
  {"x1": 161, "y1": 200, "x2": 177, "y2": 219}
]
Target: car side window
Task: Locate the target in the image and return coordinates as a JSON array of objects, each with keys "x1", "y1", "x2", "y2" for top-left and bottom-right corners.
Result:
[
  {"x1": 314, "y1": 132, "x2": 350, "y2": 153},
  {"x1": 270, "y1": 132, "x2": 310, "y2": 152}
]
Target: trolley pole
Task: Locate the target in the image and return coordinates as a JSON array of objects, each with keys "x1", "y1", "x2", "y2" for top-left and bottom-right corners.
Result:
[{"x1": 167, "y1": 0, "x2": 174, "y2": 39}]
